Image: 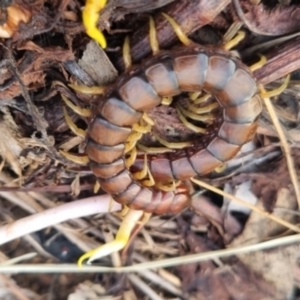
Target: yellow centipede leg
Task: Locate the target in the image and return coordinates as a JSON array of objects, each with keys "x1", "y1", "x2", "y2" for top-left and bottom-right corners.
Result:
[
  {"x1": 125, "y1": 147, "x2": 137, "y2": 168},
  {"x1": 187, "y1": 102, "x2": 219, "y2": 115},
  {"x1": 176, "y1": 103, "x2": 215, "y2": 123},
  {"x1": 260, "y1": 75, "x2": 290, "y2": 98},
  {"x1": 133, "y1": 154, "x2": 148, "y2": 180},
  {"x1": 162, "y1": 13, "x2": 191, "y2": 46},
  {"x1": 176, "y1": 106, "x2": 207, "y2": 134},
  {"x1": 137, "y1": 143, "x2": 174, "y2": 154},
  {"x1": 189, "y1": 91, "x2": 202, "y2": 101},
  {"x1": 161, "y1": 96, "x2": 173, "y2": 106},
  {"x1": 149, "y1": 16, "x2": 159, "y2": 54},
  {"x1": 155, "y1": 180, "x2": 181, "y2": 192},
  {"x1": 142, "y1": 165, "x2": 155, "y2": 187},
  {"x1": 60, "y1": 150, "x2": 89, "y2": 166},
  {"x1": 132, "y1": 122, "x2": 152, "y2": 134},
  {"x1": 214, "y1": 163, "x2": 227, "y2": 173},
  {"x1": 68, "y1": 84, "x2": 105, "y2": 95},
  {"x1": 61, "y1": 95, "x2": 92, "y2": 117},
  {"x1": 125, "y1": 131, "x2": 143, "y2": 153},
  {"x1": 78, "y1": 209, "x2": 144, "y2": 266},
  {"x1": 93, "y1": 180, "x2": 101, "y2": 193},
  {"x1": 249, "y1": 54, "x2": 267, "y2": 72},
  {"x1": 192, "y1": 94, "x2": 211, "y2": 105},
  {"x1": 153, "y1": 133, "x2": 193, "y2": 149},
  {"x1": 83, "y1": 0, "x2": 107, "y2": 48},
  {"x1": 142, "y1": 113, "x2": 155, "y2": 126},
  {"x1": 224, "y1": 31, "x2": 245, "y2": 51},
  {"x1": 123, "y1": 36, "x2": 132, "y2": 69},
  {"x1": 63, "y1": 107, "x2": 87, "y2": 138}
]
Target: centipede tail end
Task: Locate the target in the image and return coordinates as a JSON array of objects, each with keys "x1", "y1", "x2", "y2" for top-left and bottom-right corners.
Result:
[{"x1": 78, "y1": 209, "x2": 146, "y2": 266}]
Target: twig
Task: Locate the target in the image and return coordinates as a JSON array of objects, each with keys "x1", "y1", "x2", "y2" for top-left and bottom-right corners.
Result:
[
  {"x1": 0, "y1": 234, "x2": 300, "y2": 273},
  {"x1": 190, "y1": 178, "x2": 300, "y2": 233},
  {"x1": 260, "y1": 86, "x2": 300, "y2": 208}
]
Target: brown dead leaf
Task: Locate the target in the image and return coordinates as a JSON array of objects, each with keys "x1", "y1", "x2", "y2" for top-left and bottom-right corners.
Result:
[
  {"x1": 228, "y1": 184, "x2": 299, "y2": 298},
  {"x1": 176, "y1": 228, "x2": 276, "y2": 299}
]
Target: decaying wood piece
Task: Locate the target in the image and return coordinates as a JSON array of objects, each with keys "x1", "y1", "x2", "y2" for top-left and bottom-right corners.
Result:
[
  {"x1": 117, "y1": 0, "x2": 231, "y2": 67},
  {"x1": 254, "y1": 36, "x2": 300, "y2": 85},
  {"x1": 100, "y1": 0, "x2": 176, "y2": 25}
]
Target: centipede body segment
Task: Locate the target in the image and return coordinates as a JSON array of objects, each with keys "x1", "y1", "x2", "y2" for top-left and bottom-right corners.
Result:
[{"x1": 85, "y1": 47, "x2": 262, "y2": 214}]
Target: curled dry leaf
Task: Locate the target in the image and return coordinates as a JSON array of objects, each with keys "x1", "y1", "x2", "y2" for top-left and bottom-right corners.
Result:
[
  {"x1": 0, "y1": 3, "x2": 31, "y2": 38},
  {"x1": 0, "y1": 107, "x2": 49, "y2": 182}
]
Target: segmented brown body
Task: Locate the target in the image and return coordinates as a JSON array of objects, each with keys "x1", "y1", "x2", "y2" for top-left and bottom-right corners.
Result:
[{"x1": 86, "y1": 45, "x2": 262, "y2": 214}]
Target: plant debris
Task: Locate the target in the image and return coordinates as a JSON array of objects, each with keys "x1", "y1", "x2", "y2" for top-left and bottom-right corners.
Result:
[{"x1": 0, "y1": 0, "x2": 300, "y2": 299}]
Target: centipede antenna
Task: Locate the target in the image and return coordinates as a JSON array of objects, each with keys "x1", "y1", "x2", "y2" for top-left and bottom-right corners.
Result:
[
  {"x1": 68, "y1": 84, "x2": 105, "y2": 95},
  {"x1": 61, "y1": 94, "x2": 92, "y2": 117},
  {"x1": 224, "y1": 31, "x2": 245, "y2": 50},
  {"x1": 149, "y1": 17, "x2": 159, "y2": 54},
  {"x1": 59, "y1": 150, "x2": 89, "y2": 166},
  {"x1": 177, "y1": 103, "x2": 215, "y2": 122},
  {"x1": 249, "y1": 54, "x2": 267, "y2": 72},
  {"x1": 162, "y1": 13, "x2": 192, "y2": 46},
  {"x1": 153, "y1": 133, "x2": 193, "y2": 149},
  {"x1": 260, "y1": 75, "x2": 290, "y2": 98},
  {"x1": 161, "y1": 96, "x2": 173, "y2": 106},
  {"x1": 63, "y1": 107, "x2": 87, "y2": 138},
  {"x1": 123, "y1": 36, "x2": 132, "y2": 69},
  {"x1": 176, "y1": 106, "x2": 207, "y2": 134},
  {"x1": 83, "y1": 0, "x2": 107, "y2": 48}
]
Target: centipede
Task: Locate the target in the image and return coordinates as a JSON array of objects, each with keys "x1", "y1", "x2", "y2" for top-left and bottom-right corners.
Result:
[
  {"x1": 63, "y1": 2, "x2": 288, "y2": 264},
  {"x1": 86, "y1": 45, "x2": 262, "y2": 214}
]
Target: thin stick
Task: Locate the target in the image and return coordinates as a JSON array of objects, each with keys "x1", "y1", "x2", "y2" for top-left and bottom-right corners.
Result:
[
  {"x1": 260, "y1": 85, "x2": 300, "y2": 208},
  {"x1": 0, "y1": 234, "x2": 300, "y2": 273},
  {"x1": 190, "y1": 178, "x2": 300, "y2": 233}
]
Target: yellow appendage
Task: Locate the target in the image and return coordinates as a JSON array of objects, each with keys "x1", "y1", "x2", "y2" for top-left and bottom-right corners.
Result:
[
  {"x1": 78, "y1": 209, "x2": 148, "y2": 266},
  {"x1": 83, "y1": 0, "x2": 107, "y2": 48}
]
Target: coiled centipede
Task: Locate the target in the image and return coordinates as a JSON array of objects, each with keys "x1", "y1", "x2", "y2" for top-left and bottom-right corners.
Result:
[
  {"x1": 87, "y1": 45, "x2": 262, "y2": 214},
  {"x1": 64, "y1": 2, "x2": 288, "y2": 264}
]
